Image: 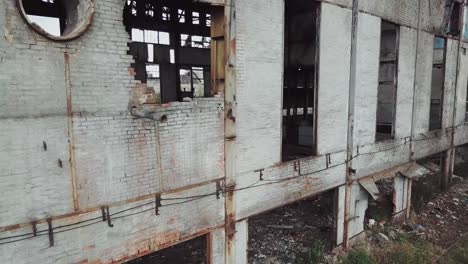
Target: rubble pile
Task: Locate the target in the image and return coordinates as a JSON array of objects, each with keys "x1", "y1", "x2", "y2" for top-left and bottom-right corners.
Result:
[
  {"x1": 414, "y1": 176, "x2": 468, "y2": 247},
  {"x1": 249, "y1": 193, "x2": 334, "y2": 264},
  {"x1": 366, "y1": 176, "x2": 468, "y2": 249}
]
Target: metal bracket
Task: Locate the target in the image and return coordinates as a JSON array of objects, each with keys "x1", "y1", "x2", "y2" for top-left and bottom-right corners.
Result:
[
  {"x1": 31, "y1": 221, "x2": 37, "y2": 237},
  {"x1": 348, "y1": 167, "x2": 356, "y2": 174},
  {"x1": 254, "y1": 169, "x2": 264, "y2": 181},
  {"x1": 47, "y1": 218, "x2": 54, "y2": 247},
  {"x1": 101, "y1": 206, "x2": 107, "y2": 222},
  {"x1": 326, "y1": 154, "x2": 331, "y2": 168},
  {"x1": 155, "y1": 194, "x2": 161, "y2": 215},
  {"x1": 216, "y1": 180, "x2": 225, "y2": 199},
  {"x1": 105, "y1": 206, "x2": 113, "y2": 227},
  {"x1": 294, "y1": 160, "x2": 301, "y2": 175}
]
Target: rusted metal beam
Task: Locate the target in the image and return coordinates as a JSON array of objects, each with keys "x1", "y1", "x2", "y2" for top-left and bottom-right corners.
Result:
[
  {"x1": 344, "y1": 0, "x2": 360, "y2": 250},
  {"x1": 0, "y1": 177, "x2": 224, "y2": 232},
  {"x1": 406, "y1": 179, "x2": 413, "y2": 219},
  {"x1": 64, "y1": 52, "x2": 79, "y2": 212},
  {"x1": 224, "y1": 0, "x2": 237, "y2": 262}
]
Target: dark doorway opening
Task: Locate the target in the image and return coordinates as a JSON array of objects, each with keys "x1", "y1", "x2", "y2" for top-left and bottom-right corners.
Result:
[
  {"x1": 248, "y1": 191, "x2": 335, "y2": 264},
  {"x1": 125, "y1": 235, "x2": 208, "y2": 264}
]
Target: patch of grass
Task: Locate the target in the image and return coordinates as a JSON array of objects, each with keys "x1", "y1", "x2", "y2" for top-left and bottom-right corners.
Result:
[
  {"x1": 384, "y1": 242, "x2": 434, "y2": 264},
  {"x1": 372, "y1": 236, "x2": 440, "y2": 264},
  {"x1": 296, "y1": 240, "x2": 326, "y2": 264},
  {"x1": 341, "y1": 249, "x2": 376, "y2": 264},
  {"x1": 441, "y1": 236, "x2": 468, "y2": 264}
]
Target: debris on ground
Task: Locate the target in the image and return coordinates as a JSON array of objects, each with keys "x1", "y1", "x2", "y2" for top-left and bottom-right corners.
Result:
[{"x1": 248, "y1": 192, "x2": 335, "y2": 264}]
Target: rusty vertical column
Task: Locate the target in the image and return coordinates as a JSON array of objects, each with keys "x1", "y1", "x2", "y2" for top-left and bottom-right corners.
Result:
[
  {"x1": 405, "y1": 178, "x2": 413, "y2": 219},
  {"x1": 343, "y1": 0, "x2": 359, "y2": 250},
  {"x1": 224, "y1": 0, "x2": 238, "y2": 263},
  {"x1": 64, "y1": 52, "x2": 79, "y2": 211}
]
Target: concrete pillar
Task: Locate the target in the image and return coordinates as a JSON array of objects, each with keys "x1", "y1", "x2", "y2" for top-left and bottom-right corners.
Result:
[
  {"x1": 334, "y1": 185, "x2": 346, "y2": 246},
  {"x1": 393, "y1": 175, "x2": 410, "y2": 222},
  {"x1": 441, "y1": 148, "x2": 455, "y2": 190},
  {"x1": 209, "y1": 228, "x2": 226, "y2": 264},
  {"x1": 226, "y1": 220, "x2": 248, "y2": 264}
]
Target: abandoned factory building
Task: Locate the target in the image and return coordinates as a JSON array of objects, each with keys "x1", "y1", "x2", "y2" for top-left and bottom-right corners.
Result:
[{"x1": 2, "y1": 0, "x2": 468, "y2": 263}]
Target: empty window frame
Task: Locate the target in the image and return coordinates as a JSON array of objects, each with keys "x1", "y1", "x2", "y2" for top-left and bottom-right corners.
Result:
[
  {"x1": 131, "y1": 29, "x2": 170, "y2": 45},
  {"x1": 282, "y1": 0, "x2": 320, "y2": 162},
  {"x1": 376, "y1": 21, "x2": 399, "y2": 141},
  {"x1": 124, "y1": 0, "x2": 219, "y2": 104},
  {"x1": 465, "y1": 79, "x2": 468, "y2": 122},
  {"x1": 464, "y1": 5, "x2": 468, "y2": 41},
  {"x1": 181, "y1": 34, "x2": 211, "y2": 48},
  {"x1": 429, "y1": 37, "x2": 447, "y2": 131},
  {"x1": 146, "y1": 64, "x2": 161, "y2": 103},
  {"x1": 179, "y1": 67, "x2": 208, "y2": 99},
  {"x1": 444, "y1": 0, "x2": 462, "y2": 37}
]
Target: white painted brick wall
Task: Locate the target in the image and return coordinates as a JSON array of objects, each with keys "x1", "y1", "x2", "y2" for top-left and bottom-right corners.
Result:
[
  {"x1": 235, "y1": 0, "x2": 283, "y2": 173},
  {"x1": 0, "y1": 0, "x2": 225, "y2": 259},
  {"x1": 353, "y1": 13, "x2": 381, "y2": 146},
  {"x1": 316, "y1": 3, "x2": 352, "y2": 155},
  {"x1": 0, "y1": 117, "x2": 73, "y2": 227},
  {"x1": 395, "y1": 26, "x2": 417, "y2": 139},
  {"x1": 413, "y1": 31, "x2": 434, "y2": 134},
  {"x1": 441, "y1": 39, "x2": 459, "y2": 130},
  {"x1": 0, "y1": 184, "x2": 224, "y2": 264},
  {"x1": 73, "y1": 113, "x2": 161, "y2": 208},
  {"x1": 2, "y1": 0, "x2": 468, "y2": 263},
  {"x1": 454, "y1": 44, "x2": 468, "y2": 145}
]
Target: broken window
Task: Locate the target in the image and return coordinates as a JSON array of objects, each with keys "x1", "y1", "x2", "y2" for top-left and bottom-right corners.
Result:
[
  {"x1": 162, "y1": 6, "x2": 170, "y2": 21},
  {"x1": 181, "y1": 34, "x2": 211, "y2": 48},
  {"x1": 131, "y1": 29, "x2": 169, "y2": 45},
  {"x1": 146, "y1": 64, "x2": 161, "y2": 103},
  {"x1": 444, "y1": 0, "x2": 462, "y2": 37},
  {"x1": 178, "y1": 9, "x2": 186, "y2": 23},
  {"x1": 429, "y1": 37, "x2": 446, "y2": 131},
  {"x1": 179, "y1": 67, "x2": 207, "y2": 99},
  {"x1": 376, "y1": 21, "x2": 399, "y2": 141},
  {"x1": 124, "y1": 0, "x2": 221, "y2": 104},
  {"x1": 192, "y1": 12, "x2": 200, "y2": 25},
  {"x1": 18, "y1": 0, "x2": 94, "y2": 40},
  {"x1": 282, "y1": 0, "x2": 320, "y2": 162},
  {"x1": 464, "y1": 6, "x2": 468, "y2": 41}
]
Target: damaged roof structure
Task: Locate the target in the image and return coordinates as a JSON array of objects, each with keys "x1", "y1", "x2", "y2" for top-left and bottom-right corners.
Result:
[{"x1": 1, "y1": 0, "x2": 468, "y2": 263}]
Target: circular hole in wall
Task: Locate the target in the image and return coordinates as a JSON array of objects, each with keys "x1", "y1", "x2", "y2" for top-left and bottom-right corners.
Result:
[{"x1": 17, "y1": 0, "x2": 94, "y2": 41}]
